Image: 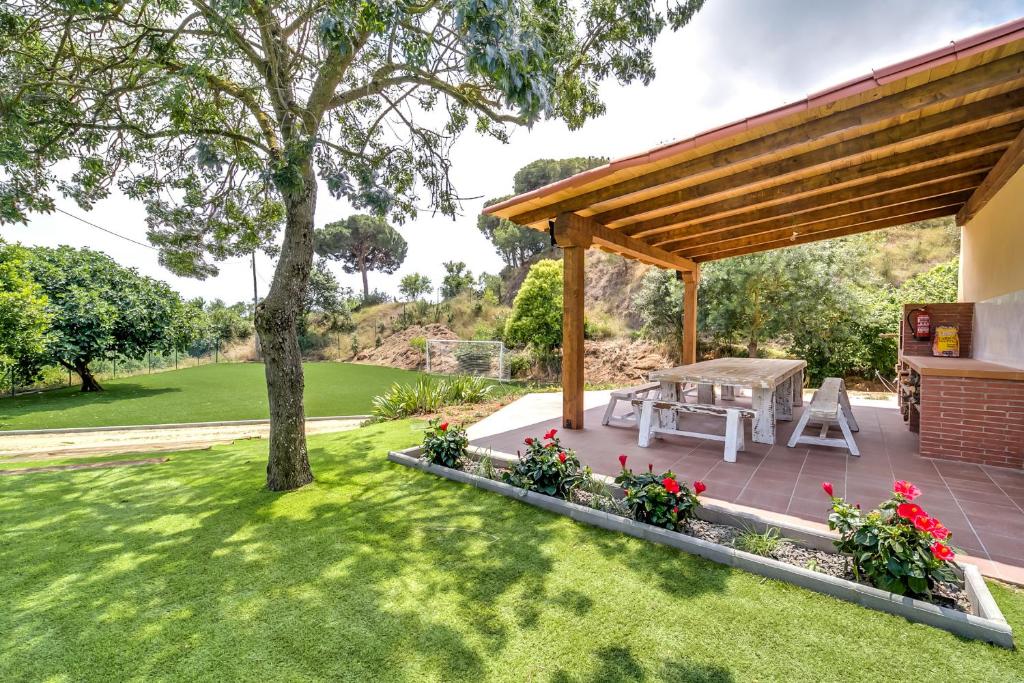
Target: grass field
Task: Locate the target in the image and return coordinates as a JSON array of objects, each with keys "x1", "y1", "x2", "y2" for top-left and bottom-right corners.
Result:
[
  {"x1": 0, "y1": 362, "x2": 423, "y2": 431},
  {"x1": 1, "y1": 421, "x2": 1022, "y2": 681}
]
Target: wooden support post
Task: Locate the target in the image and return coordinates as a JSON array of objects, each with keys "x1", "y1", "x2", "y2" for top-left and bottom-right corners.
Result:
[
  {"x1": 562, "y1": 243, "x2": 586, "y2": 429},
  {"x1": 682, "y1": 268, "x2": 699, "y2": 365}
]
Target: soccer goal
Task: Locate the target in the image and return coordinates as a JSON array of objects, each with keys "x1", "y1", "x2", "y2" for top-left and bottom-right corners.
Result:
[{"x1": 425, "y1": 339, "x2": 509, "y2": 381}]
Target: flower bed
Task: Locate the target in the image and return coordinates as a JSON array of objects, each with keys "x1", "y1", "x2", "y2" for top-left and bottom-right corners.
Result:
[{"x1": 389, "y1": 427, "x2": 1013, "y2": 648}]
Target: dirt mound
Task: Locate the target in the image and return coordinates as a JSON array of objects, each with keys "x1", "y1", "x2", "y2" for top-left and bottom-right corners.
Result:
[
  {"x1": 584, "y1": 338, "x2": 673, "y2": 385},
  {"x1": 354, "y1": 324, "x2": 458, "y2": 370}
]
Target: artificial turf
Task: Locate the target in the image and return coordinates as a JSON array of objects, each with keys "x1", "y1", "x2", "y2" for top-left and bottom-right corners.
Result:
[
  {"x1": 1, "y1": 420, "x2": 1022, "y2": 681},
  {"x1": 0, "y1": 362, "x2": 422, "y2": 431}
]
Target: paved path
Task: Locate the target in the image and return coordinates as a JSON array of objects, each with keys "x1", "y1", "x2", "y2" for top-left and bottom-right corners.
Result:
[{"x1": 0, "y1": 418, "x2": 364, "y2": 461}]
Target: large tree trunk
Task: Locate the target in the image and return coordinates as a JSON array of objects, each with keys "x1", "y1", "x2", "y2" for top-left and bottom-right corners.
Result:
[
  {"x1": 256, "y1": 162, "x2": 317, "y2": 492},
  {"x1": 358, "y1": 249, "x2": 369, "y2": 298},
  {"x1": 67, "y1": 360, "x2": 102, "y2": 392}
]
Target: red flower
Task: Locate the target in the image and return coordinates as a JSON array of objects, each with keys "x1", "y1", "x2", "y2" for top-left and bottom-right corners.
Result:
[
  {"x1": 524, "y1": 437, "x2": 534, "y2": 445},
  {"x1": 648, "y1": 463, "x2": 654, "y2": 473},
  {"x1": 931, "y1": 542, "x2": 955, "y2": 562},
  {"x1": 673, "y1": 506, "x2": 679, "y2": 514},
  {"x1": 439, "y1": 422, "x2": 449, "y2": 432},
  {"x1": 897, "y1": 503, "x2": 923, "y2": 520},
  {"x1": 930, "y1": 524, "x2": 951, "y2": 540},
  {"x1": 694, "y1": 480, "x2": 706, "y2": 495},
  {"x1": 662, "y1": 477, "x2": 681, "y2": 494},
  {"x1": 822, "y1": 481, "x2": 834, "y2": 497},
  {"x1": 558, "y1": 452, "x2": 567, "y2": 464},
  {"x1": 914, "y1": 514, "x2": 937, "y2": 532},
  {"x1": 544, "y1": 428, "x2": 558, "y2": 440},
  {"x1": 893, "y1": 480, "x2": 922, "y2": 501},
  {"x1": 618, "y1": 454, "x2": 628, "y2": 469}
]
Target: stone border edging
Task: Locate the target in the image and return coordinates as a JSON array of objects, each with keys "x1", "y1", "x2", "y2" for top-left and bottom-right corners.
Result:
[
  {"x1": 0, "y1": 415, "x2": 371, "y2": 436},
  {"x1": 388, "y1": 446, "x2": 1014, "y2": 649}
]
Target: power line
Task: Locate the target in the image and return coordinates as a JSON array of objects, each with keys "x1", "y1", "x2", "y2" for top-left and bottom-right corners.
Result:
[{"x1": 53, "y1": 207, "x2": 157, "y2": 250}]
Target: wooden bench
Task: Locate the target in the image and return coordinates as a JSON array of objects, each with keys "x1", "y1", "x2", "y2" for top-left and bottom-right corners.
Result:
[
  {"x1": 787, "y1": 378, "x2": 860, "y2": 456},
  {"x1": 633, "y1": 399, "x2": 756, "y2": 463},
  {"x1": 602, "y1": 382, "x2": 662, "y2": 427}
]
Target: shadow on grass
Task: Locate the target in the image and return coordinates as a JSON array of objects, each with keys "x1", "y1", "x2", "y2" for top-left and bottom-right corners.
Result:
[
  {"x1": 3, "y1": 425, "x2": 662, "y2": 680},
  {"x1": 0, "y1": 384, "x2": 181, "y2": 427}
]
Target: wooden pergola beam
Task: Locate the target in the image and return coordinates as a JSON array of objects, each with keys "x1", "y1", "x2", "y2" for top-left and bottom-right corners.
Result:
[
  {"x1": 682, "y1": 268, "x2": 699, "y2": 366},
  {"x1": 625, "y1": 151, "x2": 1003, "y2": 240},
  {"x1": 553, "y1": 212, "x2": 697, "y2": 272},
  {"x1": 657, "y1": 176, "x2": 984, "y2": 252},
  {"x1": 506, "y1": 53, "x2": 1024, "y2": 227},
  {"x1": 690, "y1": 205, "x2": 963, "y2": 261},
  {"x1": 695, "y1": 207, "x2": 957, "y2": 262},
  {"x1": 681, "y1": 192, "x2": 970, "y2": 259},
  {"x1": 956, "y1": 126, "x2": 1024, "y2": 224},
  {"x1": 593, "y1": 116, "x2": 1024, "y2": 227}
]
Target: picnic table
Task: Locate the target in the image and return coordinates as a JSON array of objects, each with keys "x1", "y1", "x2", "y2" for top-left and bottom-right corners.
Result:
[{"x1": 649, "y1": 358, "x2": 807, "y2": 445}]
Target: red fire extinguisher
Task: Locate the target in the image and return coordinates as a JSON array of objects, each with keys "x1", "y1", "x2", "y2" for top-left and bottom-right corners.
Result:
[{"x1": 906, "y1": 308, "x2": 931, "y2": 341}]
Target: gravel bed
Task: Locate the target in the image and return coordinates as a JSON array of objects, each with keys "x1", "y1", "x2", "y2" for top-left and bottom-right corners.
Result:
[{"x1": 445, "y1": 456, "x2": 971, "y2": 612}]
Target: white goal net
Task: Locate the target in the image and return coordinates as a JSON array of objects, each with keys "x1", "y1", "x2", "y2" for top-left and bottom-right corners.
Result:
[{"x1": 425, "y1": 339, "x2": 509, "y2": 380}]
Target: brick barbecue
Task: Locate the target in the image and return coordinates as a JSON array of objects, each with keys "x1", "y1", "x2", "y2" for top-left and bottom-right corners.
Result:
[{"x1": 899, "y1": 303, "x2": 1024, "y2": 470}]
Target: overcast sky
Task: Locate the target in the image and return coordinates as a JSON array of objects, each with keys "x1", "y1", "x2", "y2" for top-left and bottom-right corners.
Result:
[{"x1": 5, "y1": 0, "x2": 1023, "y2": 304}]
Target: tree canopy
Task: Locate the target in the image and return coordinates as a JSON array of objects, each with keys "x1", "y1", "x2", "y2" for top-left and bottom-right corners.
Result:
[
  {"x1": 478, "y1": 157, "x2": 608, "y2": 268},
  {"x1": 0, "y1": 242, "x2": 50, "y2": 382},
  {"x1": 24, "y1": 246, "x2": 195, "y2": 391},
  {"x1": 399, "y1": 273, "x2": 432, "y2": 301},
  {"x1": 315, "y1": 215, "x2": 407, "y2": 297},
  {"x1": 1, "y1": 0, "x2": 706, "y2": 489}
]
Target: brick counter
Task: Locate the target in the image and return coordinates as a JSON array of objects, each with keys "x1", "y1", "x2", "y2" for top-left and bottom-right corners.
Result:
[{"x1": 918, "y1": 375, "x2": 1024, "y2": 469}]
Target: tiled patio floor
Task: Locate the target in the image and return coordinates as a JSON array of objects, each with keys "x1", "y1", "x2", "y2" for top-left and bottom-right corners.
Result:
[{"x1": 470, "y1": 393, "x2": 1024, "y2": 581}]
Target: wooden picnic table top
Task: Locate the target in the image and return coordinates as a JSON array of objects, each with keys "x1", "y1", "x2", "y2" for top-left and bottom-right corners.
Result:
[{"x1": 649, "y1": 358, "x2": 807, "y2": 389}]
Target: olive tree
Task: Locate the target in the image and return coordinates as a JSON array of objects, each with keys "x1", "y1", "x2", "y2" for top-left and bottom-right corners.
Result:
[{"x1": 1, "y1": 0, "x2": 705, "y2": 490}]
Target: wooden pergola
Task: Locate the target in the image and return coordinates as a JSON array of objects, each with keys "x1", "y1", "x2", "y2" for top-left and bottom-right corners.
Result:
[{"x1": 484, "y1": 18, "x2": 1024, "y2": 430}]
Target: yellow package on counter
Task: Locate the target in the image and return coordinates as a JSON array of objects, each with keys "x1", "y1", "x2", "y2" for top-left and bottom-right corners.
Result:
[{"x1": 932, "y1": 325, "x2": 960, "y2": 357}]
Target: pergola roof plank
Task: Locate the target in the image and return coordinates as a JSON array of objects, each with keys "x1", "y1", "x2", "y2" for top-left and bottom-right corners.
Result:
[{"x1": 483, "y1": 18, "x2": 1024, "y2": 266}]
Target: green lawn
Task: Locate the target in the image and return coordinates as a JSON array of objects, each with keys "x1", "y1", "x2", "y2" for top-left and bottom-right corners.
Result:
[
  {"x1": 1, "y1": 422, "x2": 1022, "y2": 681},
  {"x1": 0, "y1": 362, "x2": 423, "y2": 431}
]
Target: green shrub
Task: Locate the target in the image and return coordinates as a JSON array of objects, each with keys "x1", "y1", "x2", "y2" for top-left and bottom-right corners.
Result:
[
  {"x1": 409, "y1": 336, "x2": 426, "y2": 353},
  {"x1": 824, "y1": 480, "x2": 959, "y2": 598},
  {"x1": 504, "y1": 259, "x2": 562, "y2": 353},
  {"x1": 421, "y1": 418, "x2": 468, "y2": 468},
  {"x1": 615, "y1": 455, "x2": 705, "y2": 531},
  {"x1": 371, "y1": 375, "x2": 494, "y2": 420},
  {"x1": 503, "y1": 428, "x2": 588, "y2": 498},
  {"x1": 506, "y1": 352, "x2": 532, "y2": 379}
]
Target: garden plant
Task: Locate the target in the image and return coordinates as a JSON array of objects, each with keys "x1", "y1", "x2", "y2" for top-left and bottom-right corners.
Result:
[
  {"x1": 421, "y1": 419, "x2": 469, "y2": 469},
  {"x1": 823, "y1": 479, "x2": 960, "y2": 598},
  {"x1": 615, "y1": 455, "x2": 706, "y2": 531},
  {"x1": 502, "y1": 429, "x2": 589, "y2": 498}
]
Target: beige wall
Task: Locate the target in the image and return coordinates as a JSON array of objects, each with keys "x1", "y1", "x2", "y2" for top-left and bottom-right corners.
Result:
[{"x1": 959, "y1": 165, "x2": 1024, "y2": 303}]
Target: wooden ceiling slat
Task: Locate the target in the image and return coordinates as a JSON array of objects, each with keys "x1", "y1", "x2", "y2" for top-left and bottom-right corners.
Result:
[
  {"x1": 504, "y1": 53, "x2": 1024, "y2": 227},
  {"x1": 618, "y1": 150, "x2": 1005, "y2": 239},
  {"x1": 594, "y1": 107, "x2": 1024, "y2": 227},
  {"x1": 956, "y1": 125, "x2": 1024, "y2": 224},
  {"x1": 693, "y1": 207, "x2": 959, "y2": 262},
  {"x1": 679, "y1": 191, "x2": 973, "y2": 259},
  {"x1": 655, "y1": 174, "x2": 985, "y2": 251}
]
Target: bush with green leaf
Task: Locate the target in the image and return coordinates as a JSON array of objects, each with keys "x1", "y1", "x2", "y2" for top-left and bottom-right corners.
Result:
[
  {"x1": 504, "y1": 259, "x2": 563, "y2": 354},
  {"x1": 615, "y1": 455, "x2": 705, "y2": 530},
  {"x1": 371, "y1": 375, "x2": 493, "y2": 420},
  {"x1": 823, "y1": 480, "x2": 959, "y2": 598},
  {"x1": 503, "y1": 429, "x2": 588, "y2": 498},
  {"x1": 421, "y1": 418, "x2": 468, "y2": 469}
]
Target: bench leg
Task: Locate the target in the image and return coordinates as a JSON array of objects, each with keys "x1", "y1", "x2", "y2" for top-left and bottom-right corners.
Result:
[
  {"x1": 724, "y1": 410, "x2": 740, "y2": 463},
  {"x1": 837, "y1": 409, "x2": 860, "y2": 457},
  {"x1": 838, "y1": 383, "x2": 859, "y2": 432},
  {"x1": 697, "y1": 382, "x2": 715, "y2": 405},
  {"x1": 721, "y1": 385, "x2": 735, "y2": 401},
  {"x1": 787, "y1": 407, "x2": 813, "y2": 448},
  {"x1": 601, "y1": 396, "x2": 618, "y2": 426},
  {"x1": 637, "y1": 400, "x2": 654, "y2": 448}
]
